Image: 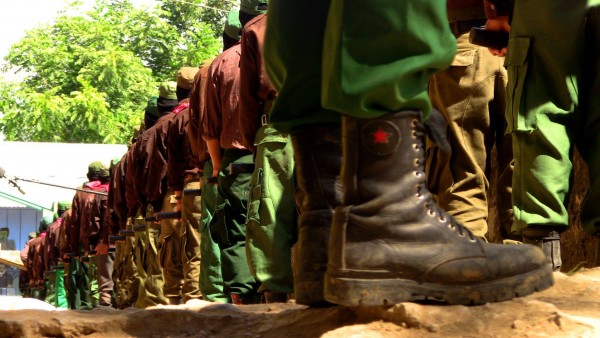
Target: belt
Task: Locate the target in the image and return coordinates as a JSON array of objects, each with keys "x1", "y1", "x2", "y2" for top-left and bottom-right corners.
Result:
[{"x1": 449, "y1": 18, "x2": 487, "y2": 36}]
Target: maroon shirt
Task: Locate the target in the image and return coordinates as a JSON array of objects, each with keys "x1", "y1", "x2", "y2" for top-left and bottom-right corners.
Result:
[
  {"x1": 167, "y1": 108, "x2": 200, "y2": 191},
  {"x1": 188, "y1": 67, "x2": 211, "y2": 172},
  {"x1": 239, "y1": 14, "x2": 277, "y2": 153},
  {"x1": 203, "y1": 44, "x2": 249, "y2": 150}
]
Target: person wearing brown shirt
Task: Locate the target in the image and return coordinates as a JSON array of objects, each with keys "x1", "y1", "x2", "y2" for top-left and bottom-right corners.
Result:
[
  {"x1": 203, "y1": 21, "x2": 260, "y2": 304},
  {"x1": 162, "y1": 66, "x2": 203, "y2": 304},
  {"x1": 239, "y1": 12, "x2": 296, "y2": 303},
  {"x1": 190, "y1": 57, "x2": 230, "y2": 303}
]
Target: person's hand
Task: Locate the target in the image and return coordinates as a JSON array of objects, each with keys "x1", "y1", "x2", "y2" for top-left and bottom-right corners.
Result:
[
  {"x1": 95, "y1": 242, "x2": 109, "y2": 255},
  {"x1": 485, "y1": 17, "x2": 510, "y2": 56}
]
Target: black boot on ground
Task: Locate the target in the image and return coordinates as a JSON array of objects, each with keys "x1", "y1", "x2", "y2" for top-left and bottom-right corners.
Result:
[
  {"x1": 522, "y1": 228, "x2": 562, "y2": 272},
  {"x1": 291, "y1": 124, "x2": 343, "y2": 306},
  {"x1": 324, "y1": 111, "x2": 554, "y2": 306}
]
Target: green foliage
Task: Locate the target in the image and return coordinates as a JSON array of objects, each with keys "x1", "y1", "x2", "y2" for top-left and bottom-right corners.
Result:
[{"x1": 0, "y1": 0, "x2": 223, "y2": 144}]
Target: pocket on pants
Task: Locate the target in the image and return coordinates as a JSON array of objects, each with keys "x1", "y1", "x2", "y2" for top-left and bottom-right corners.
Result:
[
  {"x1": 247, "y1": 168, "x2": 264, "y2": 226},
  {"x1": 504, "y1": 37, "x2": 532, "y2": 133}
]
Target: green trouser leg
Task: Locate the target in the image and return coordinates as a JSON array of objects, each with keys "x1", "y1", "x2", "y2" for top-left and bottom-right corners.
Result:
[
  {"x1": 505, "y1": 0, "x2": 600, "y2": 234},
  {"x1": 264, "y1": 0, "x2": 456, "y2": 132},
  {"x1": 181, "y1": 180, "x2": 202, "y2": 302},
  {"x1": 159, "y1": 189, "x2": 184, "y2": 302},
  {"x1": 86, "y1": 256, "x2": 99, "y2": 308},
  {"x1": 133, "y1": 214, "x2": 148, "y2": 308},
  {"x1": 124, "y1": 218, "x2": 139, "y2": 308},
  {"x1": 68, "y1": 257, "x2": 91, "y2": 310},
  {"x1": 200, "y1": 160, "x2": 229, "y2": 303},
  {"x1": 212, "y1": 150, "x2": 259, "y2": 299},
  {"x1": 44, "y1": 273, "x2": 56, "y2": 306},
  {"x1": 67, "y1": 257, "x2": 81, "y2": 309},
  {"x1": 144, "y1": 205, "x2": 168, "y2": 306},
  {"x1": 55, "y1": 267, "x2": 68, "y2": 309},
  {"x1": 245, "y1": 125, "x2": 296, "y2": 294}
]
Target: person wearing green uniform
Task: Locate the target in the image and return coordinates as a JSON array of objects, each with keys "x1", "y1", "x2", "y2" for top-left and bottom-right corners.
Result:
[
  {"x1": 263, "y1": 0, "x2": 554, "y2": 306},
  {"x1": 485, "y1": 0, "x2": 600, "y2": 270},
  {"x1": 239, "y1": 6, "x2": 297, "y2": 302}
]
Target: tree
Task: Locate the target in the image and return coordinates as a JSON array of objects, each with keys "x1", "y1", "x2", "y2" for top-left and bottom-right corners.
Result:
[{"x1": 0, "y1": 0, "x2": 222, "y2": 144}]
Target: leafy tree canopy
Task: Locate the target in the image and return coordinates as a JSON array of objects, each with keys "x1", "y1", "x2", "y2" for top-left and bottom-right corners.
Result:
[{"x1": 0, "y1": 0, "x2": 233, "y2": 144}]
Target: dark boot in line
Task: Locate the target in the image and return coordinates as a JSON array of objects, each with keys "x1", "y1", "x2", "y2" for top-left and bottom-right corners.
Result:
[
  {"x1": 291, "y1": 124, "x2": 343, "y2": 306},
  {"x1": 324, "y1": 111, "x2": 554, "y2": 306}
]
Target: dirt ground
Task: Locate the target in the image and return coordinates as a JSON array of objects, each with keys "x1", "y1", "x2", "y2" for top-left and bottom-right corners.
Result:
[{"x1": 1, "y1": 268, "x2": 600, "y2": 338}]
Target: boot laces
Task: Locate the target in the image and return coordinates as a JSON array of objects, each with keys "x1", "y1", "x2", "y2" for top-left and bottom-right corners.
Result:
[{"x1": 412, "y1": 124, "x2": 476, "y2": 242}]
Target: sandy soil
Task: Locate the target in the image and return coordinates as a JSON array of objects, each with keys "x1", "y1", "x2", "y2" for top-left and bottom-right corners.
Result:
[{"x1": 1, "y1": 269, "x2": 599, "y2": 338}]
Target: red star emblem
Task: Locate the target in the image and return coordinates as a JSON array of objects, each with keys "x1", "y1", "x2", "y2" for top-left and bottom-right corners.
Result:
[{"x1": 372, "y1": 127, "x2": 390, "y2": 144}]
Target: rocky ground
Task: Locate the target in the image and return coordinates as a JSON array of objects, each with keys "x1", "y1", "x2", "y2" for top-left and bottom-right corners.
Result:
[{"x1": 1, "y1": 269, "x2": 599, "y2": 338}]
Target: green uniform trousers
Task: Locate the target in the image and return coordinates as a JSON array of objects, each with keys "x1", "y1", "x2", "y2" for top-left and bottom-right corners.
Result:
[
  {"x1": 123, "y1": 222, "x2": 139, "y2": 308},
  {"x1": 86, "y1": 255, "x2": 99, "y2": 308},
  {"x1": 180, "y1": 179, "x2": 202, "y2": 302},
  {"x1": 199, "y1": 160, "x2": 228, "y2": 302},
  {"x1": 96, "y1": 253, "x2": 114, "y2": 306},
  {"x1": 159, "y1": 189, "x2": 185, "y2": 302},
  {"x1": 264, "y1": 0, "x2": 456, "y2": 131},
  {"x1": 55, "y1": 266, "x2": 68, "y2": 308},
  {"x1": 245, "y1": 125, "x2": 296, "y2": 294},
  {"x1": 506, "y1": 0, "x2": 600, "y2": 235},
  {"x1": 113, "y1": 240, "x2": 127, "y2": 308},
  {"x1": 212, "y1": 149, "x2": 259, "y2": 298},
  {"x1": 136, "y1": 205, "x2": 167, "y2": 307},
  {"x1": 43, "y1": 273, "x2": 56, "y2": 306},
  {"x1": 427, "y1": 31, "x2": 512, "y2": 238},
  {"x1": 67, "y1": 256, "x2": 91, "y2": 310}
]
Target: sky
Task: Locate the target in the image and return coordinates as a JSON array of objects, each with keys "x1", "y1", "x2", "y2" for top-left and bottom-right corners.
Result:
[{"x1": 0, "y1": 0, "x2": 156, "y2": 78}]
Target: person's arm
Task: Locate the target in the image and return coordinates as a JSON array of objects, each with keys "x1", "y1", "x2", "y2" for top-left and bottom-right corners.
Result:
[{"x1": 206, "y1": 138, "x2": 222, "y2": 178}]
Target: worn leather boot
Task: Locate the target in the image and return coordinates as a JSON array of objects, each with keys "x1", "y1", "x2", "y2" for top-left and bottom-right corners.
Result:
[
  {"x1": 291, "y1": 124, "x2": 343, "y2": 306},
  {"x1": 324, "y1": 111, "x2": 554, "y2": 306},
  {"x1": 522, "y1": 228, "x2": 562, "y2": 271}
]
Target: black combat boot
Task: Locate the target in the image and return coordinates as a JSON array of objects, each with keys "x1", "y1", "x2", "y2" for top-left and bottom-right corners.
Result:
[
  {"x1": 291, "y1": 124, "x2": 343, "y2": 306},
  {"x1": 522, "y1": 228, "x2": 562, "y2": 271},
  {"x1": 324, "y1": 111, "x2": 554, "y2": 306}
]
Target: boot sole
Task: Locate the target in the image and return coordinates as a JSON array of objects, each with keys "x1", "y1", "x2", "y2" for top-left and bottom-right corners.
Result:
[{"x1": 324, "y1": 265, "x2": 554, "y2": 306}]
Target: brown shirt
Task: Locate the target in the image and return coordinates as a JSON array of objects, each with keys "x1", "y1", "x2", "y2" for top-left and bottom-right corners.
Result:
[
  {"x1": 58, "y1": 209, "x2": 72, "y2": 259},
  {"x1": 188, "y1": 67, "x2": 211, "y2": 172},
  {"x1": 125, "y1": 142, "x2": 140, "y2": 217},
  {"x1": 167, "y1": 107, "x2": 199, "y2": 191},
  {"x1": 69, "y1": 181, "x2": 108, "y2": 253},
  {"x1": 45, "y1": 219, "x2": 62, "y2": 267},
  {"x1": 142, "y1": 112, "x2": 177, "y2": 211},
  {"x1": 203, "y1": 44, "x2": 249, "y2": 150},
  {"x1": 239, "y1": 14, "x2": 277, "y2": 153}
]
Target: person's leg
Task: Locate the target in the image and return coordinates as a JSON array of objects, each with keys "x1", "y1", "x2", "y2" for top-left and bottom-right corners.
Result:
[
  {"x1": 159, "y1": 191, "x2": 184, "y2": 304},
  {"x1": 507, "y1": 0, "x2": 591, "y2": 270},
  {"x1": 199, "y1": 160, "x2": 229, "y2": 303},
  {"x1": 264, "y1": 0, "x2": 341, "y2": 306},
  {"x1": 133, "y1": 214, "x2": 148, "y2": 308},
  {"x1": 320, "y1": 0, "x2": 552, "y2": 306},
  {"x1": 245, "y1": 124, "x2": 296, "y2": 300},
  {"x1": 215, "y1": 149, "x2": 259, "y2": 304},
  {"x1": 180, "y1": 180, "x2": 202, "y2": 303},
  {"x1": 427, "y1": 32, "x2": 509, "y2": 237},
  {"x1": 86, "y1": 255, "x2": 98, "y2": 308},
  {"x1": 143, "y1": 205, "x2": 168, "y2": 306},
  {"x1": 96, "y1": 253, "x2": 115, "y2": 307}
]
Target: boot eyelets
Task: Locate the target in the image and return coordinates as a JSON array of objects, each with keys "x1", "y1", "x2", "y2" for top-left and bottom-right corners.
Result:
[
  {"x1": 414, "y1": 159, "x2": 420, "y2": 167},
  {"x1": 448, "y1": 223, "x2": 455, "y2": 230},
  {"x1": 428, "y1": 209, "x2": 435, "y2": 217},
  {"x1": 412, "y1": 144, "x2": 419, "y2": 151},
  {"x1": 414, "y1": 171, "x2": 422, "y2": 177},
  {"x1": 438, "y1": 216, "x2": 446, "y2": 223},
  {"x1": 411, "y1": 119, "x2": 418, "y2": 127},
  {"x1": 411, "y1": 130, "x2": 417, "y2": 139}
]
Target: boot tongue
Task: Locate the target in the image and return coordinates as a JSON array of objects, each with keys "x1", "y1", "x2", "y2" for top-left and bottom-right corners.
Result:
[{"x1": 424, "y1": 109, "x2": 451, "y2": 152}]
